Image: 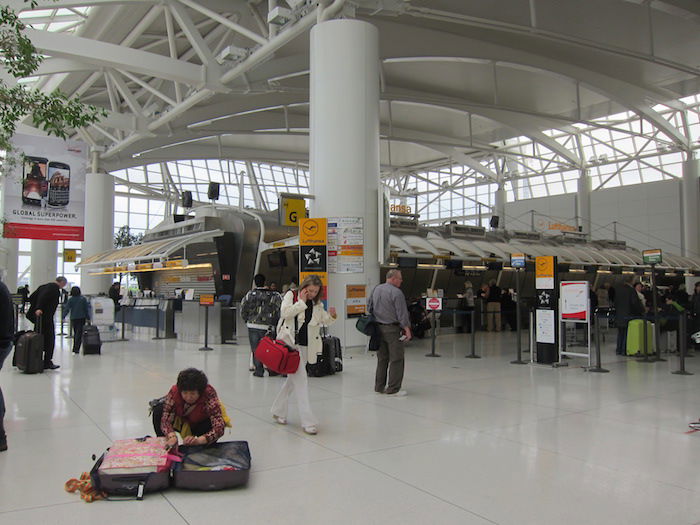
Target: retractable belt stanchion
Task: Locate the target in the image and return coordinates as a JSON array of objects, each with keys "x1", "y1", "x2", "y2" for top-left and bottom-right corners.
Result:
[
  {"x1": 152, "y1": 303, "x2": 164, "y2": 340},
  {"x1": 59, "y1": 303, "x2": 68, "y2": 337},
  {"x1": 118, "y1": 305, "x2": 129, "y2": 342},
  {"x1": 587, "y1": 308, "x2": 609, "y2": 373},
  {"x1": 650, "y1": 264, "x2": 665, "y2": 362},
  {"x1": 199, "y1": 303, "x2": 213, "y2": 352},
  {"x1": 465, "y1": 310, "x2": 480, "y2": 358},
  {"x1": 425, "y1": 310, "x2": 441, "y2": 358},
  {"x1": 672, "y1": 311, "x2": 693, "y2": 376}
]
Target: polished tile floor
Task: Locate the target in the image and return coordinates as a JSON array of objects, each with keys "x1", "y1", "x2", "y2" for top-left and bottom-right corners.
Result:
[{"x1": 1, "y1": 324, "x2": 700, "y2": 524}]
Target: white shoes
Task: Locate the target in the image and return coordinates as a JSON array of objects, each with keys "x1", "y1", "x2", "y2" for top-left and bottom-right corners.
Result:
[
  {"x1": 303, "y1": 425, "x2": 318, "y2": 435},
  {"x1": 272, "y1": 415, "x2": 287, "y2": 425},
  {"x1": 386, "y1": 390, "x2": 407, "y2": 397}
]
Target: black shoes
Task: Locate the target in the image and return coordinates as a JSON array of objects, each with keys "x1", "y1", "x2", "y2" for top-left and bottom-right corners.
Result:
[
  {"x1": 0, "y1": 434, "x2": 7, "y2": 452},
  {"x1": 44, "y1": 362, "x2": 60, "y2": 370},
  {"x1": 252, "y1": 371, "x2": 264, "y2": 377}
]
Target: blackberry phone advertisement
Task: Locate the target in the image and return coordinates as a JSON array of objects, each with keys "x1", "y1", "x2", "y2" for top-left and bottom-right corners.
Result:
[{"x1": 3, "y1": 133, "x2": 87, "y2": 241}]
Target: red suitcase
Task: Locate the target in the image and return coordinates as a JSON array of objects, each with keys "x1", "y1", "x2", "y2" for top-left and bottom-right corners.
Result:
[{"x1": 254, "y1": 337, "x2": 300, "y2": 374}]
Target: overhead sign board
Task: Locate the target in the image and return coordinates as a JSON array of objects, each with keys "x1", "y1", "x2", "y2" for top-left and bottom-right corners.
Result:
[
  {"x1": 199, "y1": 294, "x2": 215, "y2": 306},
  {"x1": 299, "y1": 218, "x2": 327, "y2": 245},
  {"x1": 510, "y1": 253, "x2": 526, "y2": 269},
  {"x1": 280, "y1": 196, "x2": 306, "y2": 227},
  {"x1": 642, "y1": 249, "x2": 662, "y2": 265}
]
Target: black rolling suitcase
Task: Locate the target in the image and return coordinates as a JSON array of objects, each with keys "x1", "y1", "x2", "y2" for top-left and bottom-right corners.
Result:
[
  {"x1": 14, "y1": 319, "x2": 44, "y2": 374},
  {"x1": 82, "y1": 324, "x2": 102, "y2": 355},
  {"x1": 324, "y1": 334, "x2": 343, "y2": 373},
  {"x1": 173, "y1": 441, "x2": 251, "y2": 490}
]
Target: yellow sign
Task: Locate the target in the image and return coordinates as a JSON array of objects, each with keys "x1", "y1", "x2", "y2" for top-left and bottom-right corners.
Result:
[
  {"x1": 299, "y1": 218, "x2": 327, "y2": 246},
  {"x1": 346, "y1": 284, "x2": 366, "y2": 316},
  {"x1": 63, "y1": 249, "x2": 77, "y2": 263},
  {"x1": 535, "y1": 256, "x2": 554, "y2": 279},
  {"x1": 299, "y1": 271, "x2": 328, "y2": 300},
  {"x1": 547, "y1": 222, "x2": 577, "y2": 232},
  {"x1": 390, "y1": 204, "x2": 413, "y2": 214},
  {"x1": 281, "y1": 197, "x2": 306, "y2": 226},
  {"x1": 199, "y1": 294, "x2": 215, "y2": 306}
]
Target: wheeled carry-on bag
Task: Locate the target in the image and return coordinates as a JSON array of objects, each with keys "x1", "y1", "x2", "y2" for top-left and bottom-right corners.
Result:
[
  {"x1": 90, "y1": 437, "x2": 175, "y2": 499},
  {"x1": 627, "y1": 319, "x2": 655, "y2": 356},
  {"x1": 14, "y1": 318, "x2": 44, "y2": 374},
  {"x1": 82, "y1": 324, "x2": 102, "y2": 355},
  {"x1": 173, "y1": 441, "x2": 251, "y2": 491}
]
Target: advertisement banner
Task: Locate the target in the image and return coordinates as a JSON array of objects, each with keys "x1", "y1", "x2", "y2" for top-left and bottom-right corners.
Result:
[
  {"x1": 560, "y1": 281, "x2": 589, "y2": 321},
  {"x1": 2, "y1": 133, "x2": 88, "y2": 241}
]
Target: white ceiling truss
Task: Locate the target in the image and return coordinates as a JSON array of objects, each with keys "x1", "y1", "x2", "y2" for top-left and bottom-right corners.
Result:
[{"x1": 9, "y1": 0, "x2": 700, "y2": 218}]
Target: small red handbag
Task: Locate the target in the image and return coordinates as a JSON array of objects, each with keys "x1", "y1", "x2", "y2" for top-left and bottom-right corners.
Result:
[{"x1": 255, "y1": 337, "x2": 300, "y2": 374}]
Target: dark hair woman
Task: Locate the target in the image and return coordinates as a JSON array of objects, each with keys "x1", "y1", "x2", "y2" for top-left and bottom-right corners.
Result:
[{"x1": 62, "y1": 286, "x2": 91, "y2": 354}]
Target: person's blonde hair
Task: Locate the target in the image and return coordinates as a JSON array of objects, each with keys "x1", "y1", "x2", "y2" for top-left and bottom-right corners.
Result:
[{"x1": 298, "y1": 274, "x2": 323, "y2": 304}]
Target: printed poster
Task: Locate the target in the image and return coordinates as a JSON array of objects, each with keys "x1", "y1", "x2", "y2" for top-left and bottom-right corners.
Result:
[
  {"x1": 3, "y1": 133, "x2": 87, "y2": 241},
  {"x1": 328, "y1": 217, "x2": 364, "y2": 273}
]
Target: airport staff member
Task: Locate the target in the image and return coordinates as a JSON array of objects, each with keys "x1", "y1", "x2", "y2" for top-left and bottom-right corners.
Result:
[{"x1": 368, "y1": 269, "x2": 412, "y2": 396}]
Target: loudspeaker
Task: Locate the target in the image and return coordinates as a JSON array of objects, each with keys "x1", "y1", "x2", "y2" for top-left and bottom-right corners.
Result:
[
  {"x1": 207, "y1": 182, "x2": 220, "y2": 200},
  {"x1": 182, "y1": 191, "x2": 193, "y2": 208},
  {"x1": 490, "y1": 216, "x2": 500, "y2": 229}
]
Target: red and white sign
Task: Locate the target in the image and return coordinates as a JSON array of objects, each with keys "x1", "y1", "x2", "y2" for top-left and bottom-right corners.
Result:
[
  {"x1": 560, "y1": 281, "x2": 589, "y2": 321},
  {"x1": 426, "y1": 297, "x2": 443, "y2": 311}
]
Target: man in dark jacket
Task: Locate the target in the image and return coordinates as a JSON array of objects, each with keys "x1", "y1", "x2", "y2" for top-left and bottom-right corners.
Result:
[
  {"x1": 613, "y1": 276, "x2": 644, "y2": 356},
  {"x1": 27, "y1": 276, "x2": 67, "y2": 370},
  {"x1": 239, "y1": 274, "x2": 282, "y2": 377},
  {"x1": 0, "y1": 279, "x2": 15, "y2": 450}
]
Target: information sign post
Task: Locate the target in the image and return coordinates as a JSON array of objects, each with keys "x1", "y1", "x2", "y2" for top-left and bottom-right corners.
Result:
[
  {"x1": 510, "y1": 253, "x2": 527, "y2": 365},
  {"x1": 425, "y1": 297, "x2": 442, "y2": 358},
  {"x1": 558, "y1": 281, "x2": 591, "y2": 367},
  {"x1": 199, "y1": 294, "x2": 214, "y2": 352}
]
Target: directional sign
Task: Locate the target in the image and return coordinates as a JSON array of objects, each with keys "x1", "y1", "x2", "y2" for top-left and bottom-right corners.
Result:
[
  {"x1": 510, "y1": 253, "x2": 526, "y2": 269},
  {"x1": 280, "y1": 196, "x2": 306, "y2": 226},
  {"x1": 642, "y1": 249, "x2": 662, "y2": 265}
]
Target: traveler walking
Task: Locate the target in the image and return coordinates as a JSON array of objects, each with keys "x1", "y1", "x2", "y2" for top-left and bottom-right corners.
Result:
[
  {"x1": 613, "y1": 276, "x2": 644, "y2": 356},
  {"x1": 486, "y1": 279, "x2": 502, "y2": 332},
  {"x1": 62, "y1": 286, "x2": 91, "y2": 354},
  {"x1": 26, "y1": 276, "x2": 67, "y2": 370},
  {"x1": 240, "y1": 274, "x2": 282, "y2": 377},
  {"x1": 271, "y1": 275, "x2": 336, "y2": 435},
  {"x1": 368, "y1": 269, "x2": 412, "y2": 396},
  {"x1": 0, "y1": 279, "x2": 14, "y2": 451}
]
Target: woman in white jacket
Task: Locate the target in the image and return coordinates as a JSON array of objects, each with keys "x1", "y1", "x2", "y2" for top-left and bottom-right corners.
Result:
[{"x1": 271, "y1": 274, "x2": 336, "y2": 435}]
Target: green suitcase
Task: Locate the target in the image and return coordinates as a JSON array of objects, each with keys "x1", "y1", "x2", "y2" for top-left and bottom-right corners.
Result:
[{"x1": 626, "y1": 319, "x2": 654, "y2": 355}]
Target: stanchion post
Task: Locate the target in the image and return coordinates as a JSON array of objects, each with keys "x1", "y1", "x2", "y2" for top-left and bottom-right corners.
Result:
[
  {"x1": 152, "y1": 302, "x2": 164, "y2": 340},
  {"x1": 637, "y1": 314, "x2": 653, "y2": 363},
  {"x1": 425, "y1": 310, "x2": 441, "y2": 357},
  {"x1": 59, "y1": 303, "x2": 68, "y2": 336},
  {"x1": 587, "y1": 309, "x2": 609, "y2": 373},
  {"x1": 465, "y1": 310, "x2": 480, "y2": 358},
  {"x1": 672, "y1": 311, "x2": 693, "y2": 375},
  {"x1": 119, "y1": 304, "x2": 129, "y2": 342},
  {"x1": 650, "y1": 264, "x2": 666, "y2": 362},
  {"x1": 511, "y1": 268, "x2": 527, "y2": 365},
  {"x1": 199, "y1": 304, "x2": 213, "y2": 351}
]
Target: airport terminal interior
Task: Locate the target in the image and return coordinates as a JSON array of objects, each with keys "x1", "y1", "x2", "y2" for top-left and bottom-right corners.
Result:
[{"x1": 2, "y1": 1, "x2": 700, "y2": 524}]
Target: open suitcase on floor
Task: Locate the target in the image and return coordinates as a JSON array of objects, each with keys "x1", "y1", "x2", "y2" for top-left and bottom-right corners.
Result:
[
  {"x1": 90, "y1": 437, "x2": 174, "y2": 499},
  {"x1": 173, "y1": 441, "x2": 251, "y2": 491}
]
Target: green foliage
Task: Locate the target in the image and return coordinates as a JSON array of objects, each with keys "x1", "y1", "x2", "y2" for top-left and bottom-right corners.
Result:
[
  {"x1": 0, "y1": 0, "x2": 105, "y2": 154},
  {"x1": 114, "y1": 225, "x2": 143, "y2": 249}
]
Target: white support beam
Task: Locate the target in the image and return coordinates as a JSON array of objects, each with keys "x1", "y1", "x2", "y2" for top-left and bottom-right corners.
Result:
[
  {"x1": 117, "y1": 69, "x2": 176, "y2": 107},
  {"x1": 25, "y1": 27, "x2": 207, "y2": 87},
  {"x1": 107, "y1": 69, "x2": 144, "y2": 116},
  {"x1": 167, "y1": 1, "x2": 219, "y2": 69},
  {"x1": 176, "y1": 0, "x2": 267, "y2": 46}
]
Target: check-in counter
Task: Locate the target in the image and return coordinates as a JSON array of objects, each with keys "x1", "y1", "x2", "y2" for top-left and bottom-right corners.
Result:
[
  {"x1": 117, "y1": 297, "x2": 178, "y2": 338},
  {"x1": 178, "y1": 301, "x2": 240, "y2": 345}
]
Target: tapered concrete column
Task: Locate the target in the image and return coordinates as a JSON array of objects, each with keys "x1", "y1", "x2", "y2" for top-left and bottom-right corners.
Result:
[
  {"x1": 80, "y1": 168, "x2": 114, "y2": 295},
  {"x1": 309, "y1": 19, "x2": 380, "y2": 347},
  {"x1": 494, "y1": 181, "x2": 506, "y2": 230},
  {"x1": 577, "y1": 169, "x2": 591, "y2": 239},
  {"x1": 30, "y1": 240, "x2": 57, "y2": 290},
  {"x1": 0, "y1": 237, "x2": 18, "y2": 289}
]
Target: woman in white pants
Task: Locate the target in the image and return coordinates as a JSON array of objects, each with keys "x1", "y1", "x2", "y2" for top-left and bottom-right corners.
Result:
[{"x1": 271, "y1": 275, "x2": 336, "y2": 435}]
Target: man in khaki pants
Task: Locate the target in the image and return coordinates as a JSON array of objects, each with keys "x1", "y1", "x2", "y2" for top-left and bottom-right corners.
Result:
[{"x1": 486, "y1": 279, "x2": 502, "y2": 332}]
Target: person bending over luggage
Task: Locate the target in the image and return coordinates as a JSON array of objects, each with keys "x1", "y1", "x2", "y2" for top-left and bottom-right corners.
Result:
[
  {"x1": 62, "y1": 287, "x2": 91, "y2": 354},
  {"x1": 156, "y1": 368, "x2": 227, "y2": 448},
  {"x1": 271, "y1": 274, "x2": 336, "y2": 435},
  {"x1": 26, "y1": 276, "x2": 67, "y2": 370}
]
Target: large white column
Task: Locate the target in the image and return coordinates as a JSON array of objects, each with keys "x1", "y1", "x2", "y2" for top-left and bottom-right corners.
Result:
[
  {"x1": 0, "y1": 237, "x2": 18, "y2": 290},
  {"x1": 494, "y1": 180, "x2": 506, "y2": 230},
  {"x1": 309, "y1": 19, "x2": 380, "y2": 347},
  {"x1": 81, "y1": 169, "x2": 114, "y2": 295},
  {"x1": 577, "y1": 169, "x2": 591, "y2": 239},
  {"x1": 682, "y1": 158, "x2": 700, "y2": 291},
  {"x1": 30, "y1": 240, "x2": 57, "y2": 290}
]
